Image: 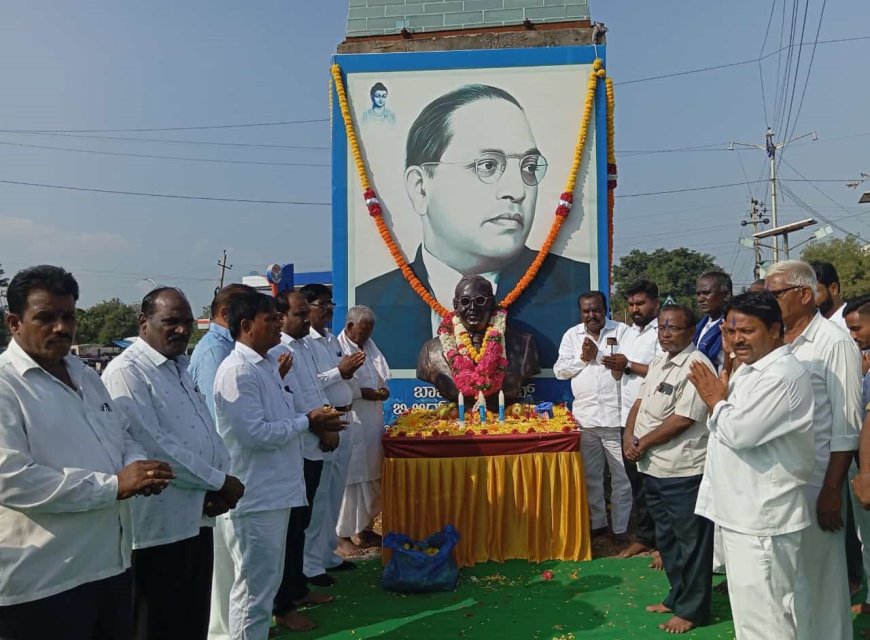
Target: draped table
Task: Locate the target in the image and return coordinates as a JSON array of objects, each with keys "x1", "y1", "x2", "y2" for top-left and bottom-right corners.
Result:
[{"x1": 381, "y1": 429, "x2": 591, "y2": 568}]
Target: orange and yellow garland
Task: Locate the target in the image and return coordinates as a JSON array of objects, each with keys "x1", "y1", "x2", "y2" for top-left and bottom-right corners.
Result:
[{"x1": 330, "y1": 59, "x2": 616, "y2": 317}]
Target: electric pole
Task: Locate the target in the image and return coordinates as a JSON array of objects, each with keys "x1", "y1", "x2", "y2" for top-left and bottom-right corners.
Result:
[
  {"x1": 729, "y1": 127, "x2": 817, "y2": 262},
  {"x1": 740, "y1": 199, "x2": 770, "y2": 280},
  {"x1": 217, "y1": 250, "x2": 233, "y2": 291}
]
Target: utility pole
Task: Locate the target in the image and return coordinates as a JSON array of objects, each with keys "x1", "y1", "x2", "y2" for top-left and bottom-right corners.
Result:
[
  {"x1": 730, "y1": 127, "x2": 817, "y2": 262},
  {"x1": 217, "y1": 250, "x2": 233, "y2": 291},
  {"x1": 740, "y1": 199, "x2": 770, "y2": 280}
]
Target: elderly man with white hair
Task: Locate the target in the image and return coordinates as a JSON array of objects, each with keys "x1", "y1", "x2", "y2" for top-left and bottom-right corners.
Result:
[
  {"x1": 336, "y1": 306, "x2": 390, "y2": 552},
  {"x1": 765, "y1": 260, "x2": 863, "y2": 640}
]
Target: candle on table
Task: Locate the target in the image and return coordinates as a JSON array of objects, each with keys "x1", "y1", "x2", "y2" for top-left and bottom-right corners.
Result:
[
  {"x1": 478, "y1": 391, "x2": 486, "y2": 423},
  {"x1": 458, "y1": 392, "x2": 465, "y2": 425},
  {"x1": 498, "y1": 390, "x2": 505, "y2": 423}
]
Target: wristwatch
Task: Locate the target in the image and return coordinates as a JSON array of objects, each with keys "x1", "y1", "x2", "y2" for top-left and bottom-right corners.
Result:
[{"x1": 624, "y1": 362, "x2": 633, "y2": 375}]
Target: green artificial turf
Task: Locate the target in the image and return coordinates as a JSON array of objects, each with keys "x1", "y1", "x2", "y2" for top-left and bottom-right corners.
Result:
[{"x1": 274, "y1": 556, "x2": 870, "y2": 639}]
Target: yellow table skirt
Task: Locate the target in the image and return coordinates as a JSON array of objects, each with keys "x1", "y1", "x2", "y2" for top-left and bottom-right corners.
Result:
[{"x1": 382, "y1": 451, "x2": 591, "y2": 568}]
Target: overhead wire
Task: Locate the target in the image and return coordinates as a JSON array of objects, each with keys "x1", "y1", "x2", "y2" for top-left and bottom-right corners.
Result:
[
  {"x1": 0, "y1": 139, "x2": 330, "y2": 167},
  {"x1": 0, "y1": 130, "x2": 330, "y2": 151},
  {"x1": 0, "y1": 178, "x2": 330, "y2": 206},
  {"x1": 0, "y1": 119, "x2": 328, "y2": 134}
]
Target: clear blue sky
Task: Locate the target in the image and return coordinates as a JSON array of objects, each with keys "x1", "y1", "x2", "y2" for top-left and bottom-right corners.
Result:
[{"x1": 1, "y1": 1, "x2": 867, "y2": 313}]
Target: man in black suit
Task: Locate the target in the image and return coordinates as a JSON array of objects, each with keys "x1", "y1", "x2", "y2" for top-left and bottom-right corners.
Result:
[{"x1": 356, "y1": 83, "x2": 590, "y2": 369}]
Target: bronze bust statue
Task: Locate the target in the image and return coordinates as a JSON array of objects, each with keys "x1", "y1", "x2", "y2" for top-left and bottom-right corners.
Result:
[{"x1": 417, "y1": 275, "x2": 540, "y2": 410}]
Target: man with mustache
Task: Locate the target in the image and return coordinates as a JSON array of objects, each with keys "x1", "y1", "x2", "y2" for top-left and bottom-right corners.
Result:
[
  {"x1": 624, "y1": 304, "x2": 715, "y2": 634},
  {"x1": 417, "y1": 275, "x2": 540, "y2": 409},
  {"x1": 810, "y1": 261, "x2": 848, "y2": 329},
  {"x1": 693, "y1": 271, "x2": 733, "y2": 371},
  {"x1": 356, "y1": 84, "x2": 590, "y2": 370},
  {"x1": 102, "y1": 287, "x2": 244, "y2": 640},
  {"x1": 555, "y1": 291, "x2": 632, "y2": 542},
  {"x1": 691, "y1": 291, "x2": 815, "y2": 639},
  {"x1": 765, "y1": 260, "x2": 862, "y2": 640},
  {"x1": 268, "y1": 291, "x2": 340, "y2": 632},
  {"x1": 212, "y1": 291, "x2": 344, "y2": 639},
  {"x1": 611, "y1": 279, "x2": 665, "y2": 565},
  {"x1": 0, "y1": 265, "x2": 174, "y2": 639}
]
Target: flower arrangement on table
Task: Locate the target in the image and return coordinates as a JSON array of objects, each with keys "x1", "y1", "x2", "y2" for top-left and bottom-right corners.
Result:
[{"x1": 387, "y1": 403, "x2": 578, "y2": 438}]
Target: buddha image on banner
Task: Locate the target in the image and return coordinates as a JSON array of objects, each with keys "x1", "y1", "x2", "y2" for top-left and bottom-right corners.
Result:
[{"x1": 343, "y1": 57, "x2": 602, "y2": 373}]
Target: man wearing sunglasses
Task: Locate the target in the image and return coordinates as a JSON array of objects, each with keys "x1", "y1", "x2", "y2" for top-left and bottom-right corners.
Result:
[
  {"x1": 765, "y1": 260, "x2": 862, "y2": 640},
  {"x1": 356, "y1": 84, "x2": 590, "y2": 370},
  {"x1": 417, "y1": 275, "x2": 539, "y2": 408}
]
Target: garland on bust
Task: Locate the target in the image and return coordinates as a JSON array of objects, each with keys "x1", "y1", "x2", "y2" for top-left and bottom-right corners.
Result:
[
  {"x1": 437, "y1": 309, "x2": 508, "y2": 397},
  {"x1": 330, "y1": 58, "x2": 616, "y2": 316}
]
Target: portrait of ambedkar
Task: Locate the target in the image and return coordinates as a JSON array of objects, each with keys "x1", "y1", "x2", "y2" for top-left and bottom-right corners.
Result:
[{"x1": 356, "y1": 83, "x2": 591, "y2": 370}]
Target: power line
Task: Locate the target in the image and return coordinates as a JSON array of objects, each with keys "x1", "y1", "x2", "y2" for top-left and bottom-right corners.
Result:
[
  {"x1": 614, "y1": 34, "x2": 870, "y2": 87},
  {"x1": 757, "y1": 0, "x2": 778, "y2": 126},
  {"x1": 0, "y1": 131, "x2": 329, "y2": 151},
  {"x1": 616, "y1": 180, "x2": 768, "y2": 198},
  {"x1": 0, "y1": 139, "x2": 330, "y2": 167},
  {"x1": 785, "y1": 0, "x2": 828, "y2": 142},
  {"x1": 0, "y1": 178, "x2": 330, "y2": 206},
  {"x1": 0, "y1": 119, "x2": 328, "y2": 134},
  {"x1": 778, "y1": 157, "x2": 870, "y2": 235}
]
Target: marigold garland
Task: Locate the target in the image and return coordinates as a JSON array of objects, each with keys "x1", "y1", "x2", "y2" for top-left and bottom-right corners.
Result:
[
  {"x1": 330, "y1": 58, "x2": 616, "y2": 317},
  {"x1": 437, "y1": 310, "x2": 508, "y2": 396}
]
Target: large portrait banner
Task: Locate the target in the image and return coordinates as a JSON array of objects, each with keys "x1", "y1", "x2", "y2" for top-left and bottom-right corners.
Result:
[{"x1": 331, "y1": 46, "x2": 609, "y2": 419}]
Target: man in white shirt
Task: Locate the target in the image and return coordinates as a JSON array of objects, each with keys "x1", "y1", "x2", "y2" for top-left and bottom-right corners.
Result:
[
  {"x1": 189, "y1": 283, "x2": 256, "y2": 640},
  {"x1": 299, "y1": 284, "x2": 365, "y2": 577},
  {"x1": 810, "y1": 261, "x2": 848, "y2": 329},
  {"x1": 691, "y1": 291, "x2": 816, "y2": 639},
  {"x1": 608, "y1": 279, "x2": 663, "y2": 561},
  {"x1": 554, "y1": 291, "x2": 633, "y2": 540},
  {"x1": 337, "y1": 306, "x2": 391, "y2": 549},
  {"x1": 765, "y1": 260, "x2": 862, "y2": 640},
  {"x1": 102, "y1": 287, "x2": 244, "y2": 640},
  {"x1": 212, "y1": 291, "x2": 344, "y2": 639},
  {"x1": 624, "y1": 304, "x2": 715, "y2": 634},
  {"x1": 268, "y1": 291, "x2": 341, "y2": 631},
  {"x1": 0, "y1": 265, "x2": 174, "y2": 640}
]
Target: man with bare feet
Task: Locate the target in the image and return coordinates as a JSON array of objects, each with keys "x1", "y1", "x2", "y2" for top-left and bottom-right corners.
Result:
[{"x1": 624, "y1": 304, "x2": 715, "y2": 634}]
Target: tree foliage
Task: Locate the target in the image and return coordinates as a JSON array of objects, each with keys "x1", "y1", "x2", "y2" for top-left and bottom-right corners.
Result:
[
  {"x1": 612, "y1": 248, "x2": 723, "y2": 317},
  {"x1": 801, "y1": 236, "x2": 870, "y2": 299},
  {"x1": 76, "y1": 298, "x2": 140, "y2": 345}
]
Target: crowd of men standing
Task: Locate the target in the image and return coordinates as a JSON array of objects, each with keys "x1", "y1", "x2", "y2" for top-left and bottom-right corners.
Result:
[
  {"x1": 1, "y1": 258, "x2": 868, "y2": 640},
  {"x1": 0, "y1": 265, "x2": 390, "y2": 640},
  {"x1": 556, "y1": 261, "x2": 869, "y2": 638}
]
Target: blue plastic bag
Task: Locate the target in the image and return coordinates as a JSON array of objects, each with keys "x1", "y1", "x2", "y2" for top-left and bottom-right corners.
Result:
[{"x1": 382, "y1": 525, "x2": 460, "y2": 593}]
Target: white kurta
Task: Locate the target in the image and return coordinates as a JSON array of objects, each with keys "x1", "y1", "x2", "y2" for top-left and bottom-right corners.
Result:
[{"x1": 336, "y1": 330, "x2": 389, "y2": 537}]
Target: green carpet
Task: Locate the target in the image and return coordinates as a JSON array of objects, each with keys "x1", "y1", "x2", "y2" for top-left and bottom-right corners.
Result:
[{"x1": 275, "y1": 556, "x2": 870, "y2": 639}]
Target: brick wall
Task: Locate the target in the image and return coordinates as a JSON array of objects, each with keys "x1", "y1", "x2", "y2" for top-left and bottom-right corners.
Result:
[{"x1": 346, "y1": 0, "x2": 590, "y2": 38}]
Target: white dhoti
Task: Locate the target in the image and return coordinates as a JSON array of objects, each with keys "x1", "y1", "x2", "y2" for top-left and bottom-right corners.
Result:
[
  {"x1": 221, "y1": 509, "x2": 290, "y2": 640},
  {"x1": 793, "y1": 484, "x2": 852, "y2": 640},
  {"x1": 303, "y1": 432, "x2": 352, "y2": 576},
  {"x1": 721, "y1": 526, "x2": 801, "y2": 640},
  {"x1": 337, "y1": 400, "x2": 384, "y2": 538},
  {"x1": 208, "y1": 516, "x2": 234, "y2": 640},
  {"x1": 579, "y1": 425, "x2": 632, "y2": 534}
]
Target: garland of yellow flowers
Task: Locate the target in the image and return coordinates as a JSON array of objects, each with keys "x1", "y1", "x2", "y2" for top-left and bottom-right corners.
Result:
[{"x1": 330, "y1": 59, "x2": 616, "y2": 316}]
